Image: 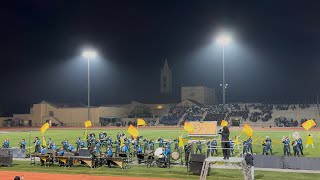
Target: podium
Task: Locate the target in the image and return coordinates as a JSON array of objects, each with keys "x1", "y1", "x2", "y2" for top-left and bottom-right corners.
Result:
[{"x1": 199, "y1": 157, "x2": 250, "y2": 180}]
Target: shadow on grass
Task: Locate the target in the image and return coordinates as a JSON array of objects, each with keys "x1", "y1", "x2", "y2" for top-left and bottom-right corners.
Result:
[{"x1": 255, "y1": 174, "x2": 265, "y2": 179}]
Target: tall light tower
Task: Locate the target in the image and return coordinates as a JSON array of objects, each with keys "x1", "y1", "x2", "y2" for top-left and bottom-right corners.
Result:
[
  {"x1": 217, "y1": 34, "x2": 231, "y2": 110},
  {"x1": 82, "y1": 49, "x2": 97, "y2": 122}
]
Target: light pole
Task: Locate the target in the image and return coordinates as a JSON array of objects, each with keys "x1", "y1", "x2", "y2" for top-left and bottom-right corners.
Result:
[
  {"x1": 217, "y1": 34, "x2": 231, "y2": 110},
  {"x1": 82, "y1": 49, "x2": 97, "y2": 122}
]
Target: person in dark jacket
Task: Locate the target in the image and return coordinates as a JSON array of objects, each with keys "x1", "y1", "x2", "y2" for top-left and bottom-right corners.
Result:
[
  {"x1": 218, "y1": 126, "x2": 230, "y2": 160},
  {"x1": 245, "y1": 152, "x2": 254, "y2": 180}
]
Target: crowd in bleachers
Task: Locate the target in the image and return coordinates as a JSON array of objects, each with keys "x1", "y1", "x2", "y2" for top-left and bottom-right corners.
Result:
[
  {"x1": 274, "y1": 117, "x2": 299, "y2": 127},
  {"x1": 159, "y1": 103, "x2": 315, "y2": 126},
  {"x1": 159, "y1": 106, "x2": 187, "y2": 126}
]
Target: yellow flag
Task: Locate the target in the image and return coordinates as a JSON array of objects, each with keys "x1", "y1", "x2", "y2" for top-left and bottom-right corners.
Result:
[
  {"x1": 235, "y1": 135, "x2": 239, "y2": 145},
  {"x1": 302, "y1": 120, "x2": 316, "y2": 131},
  {"x1": 221, "y1": 120, "x2": 228, "y2": 127},
  {"x1": 127, "y1": 125, "x2": 139, "y2": 139},
  {"x1": 40, "y1": 123, "x2": 50, "y2": 134},
  {"x1": 137, "y1": 118, "x2": 146, "y2": 126},
  {"x1": 243, "y1": 124, "x2": 253, "y2": 137},
  {"x1": 178, "y1": 136, "x2": 184, "y2": 147},
  {"x1": 84, "y1": 120, "x2": 92, "y2": 128},
  {"x1": 184, "y1": 122, "x2": 194, "y2": 133}
]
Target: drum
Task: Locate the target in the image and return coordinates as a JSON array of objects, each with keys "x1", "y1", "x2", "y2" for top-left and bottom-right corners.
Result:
[
  {"x1": 145, "y1": 150, "x2": 154, "y2": 156},
  {"x1": 171, "y1": 151, "x2": 180, "y2": 161},
  {"x1": 154, "y1": 148, "x2": 164, "y2": 158}
]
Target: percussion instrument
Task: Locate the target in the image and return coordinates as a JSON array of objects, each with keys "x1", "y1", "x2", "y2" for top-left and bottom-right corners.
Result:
[
  {"x1": 145, "y1": 150, "x2": 154, "y2": 156},
  {"x1": 154, "y1": 148, "x2": 164, "y2": 158},
  {"x1": 171, "y1": 151, "x2": 180, "y2": 161}
]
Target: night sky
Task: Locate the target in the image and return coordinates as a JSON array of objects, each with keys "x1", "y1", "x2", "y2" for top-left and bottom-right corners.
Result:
[{"x1": 1, "y1": 1, "x2": 320, "y2": 114}]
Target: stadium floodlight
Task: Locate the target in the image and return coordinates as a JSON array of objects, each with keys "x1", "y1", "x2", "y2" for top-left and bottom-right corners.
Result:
[
  {"x1": 82, "y1": 49, "x2": 97, "y2": 59},
  {"x1": 216, "y1": 33, "x2": 232, "y2": 110},
  {"x1": 81, "y1": 49, "x2": 97, "y2": 122},
  {"x1": 216, "y1": 34, "x2": 231, "y2": 46}
]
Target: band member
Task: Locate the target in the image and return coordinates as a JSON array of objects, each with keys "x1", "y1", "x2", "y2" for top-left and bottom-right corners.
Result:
[
  {"x1": 158, "y1": 137, "x2": 164, "y2": 147},
  {"x1": 149, "y1": 140, "x2": 155, "y2": 151},
  {"x1": 40, "y1": 146, "x2": 47, "y2": 166},
  {"x1": 219, "y1": 126, "x2": 230, "y2": 160},
  {"x1": 137, "y1": 144, "x2": 143, "y2": 154},
  {"x1": 116, "y1": 132, "x2": 121, "y2": 141},
  {"x1": 3, "y1": 138, "x2": 10, "y2": 148},
  {"x1": 163, "y1": 146, "x2": 171, "y2": 165},
  {"x1": 121, "y1": 144, "x2": 129, "y2": 154},
  {"x1": 245, "y1": 152, "x2": 254, "y2": 180},
  {"x1": 76, "y1": 137, "x2": 81, "y2": 151},
  {"x1": 47, "y1": 138, "x2": 53, "y2": 149},
  {"x1": 282, "y1": 137, "x2": 290, "y2": 156},
  {"x1": 34, "y1": 137, "x2": 41, "y2": 153},
  {"x1": 306, "y1": 134, "x2": 314, "y2": 148},
  {"x1": 144, "y1": 139, "x2": 149, "y2": 153},
  {"x1": 107, "y1": 136, "x2": 112, "y2": 147},
  {"x1": 58, "y1": 148, "x2": 65, "y2": 166},
  {"x1": 58, "y1": 147, "x2": 65, "y2": 156},
  {"x1": 166, "y1": 141, "x2": 172, "y2": 151},
  {"x1": 196, "y1": 140, "x2": 202, "y2": 154},
  {"x1": 211, "y1": 139, "x2": 218, "y2": 156},
  {"x1": 52, "y1": 143, "x2": 58, "y2": 151},
  {"x1": 292, "y1": 138, "x2": 300, "y2": 157},
  {"x1": 184, "y1": 143, "x2": 192, "y2": 166},
  {"x1": 265, "y1": 136, "x2": 272, "y2": 155},
  {"x1": 107, "y1": 147, "x2": 113, "y2": 157},
  {"x1": 174, "y1": 138, "x2": 179, "y2": 151},
  {"x1": 262, "y1": 140, "x2": 267, "y2": 155},
  {"x1": 229, "y1": 139, "x2": 234, "y2": 156},
  {"x1": 125, "y1": 138, "x2": 130, "y2": 152},
  {"x1": 40, "y1": 146, "x2": 47, "y2": 155},
  {"x1": 243, "y1": 141, "x2": 248, "y2": 155},
  {"x1": 207, "y1": 140, "x2": 212, "y2": 157},
  {"x1": 114, "y1": 140, "x2": 120, "y2": 157},
  {"x1": 247, "y1": 137, "x2": 253, "y2": 153},
  {"x1": 19, "y1": 139, "x2": 26, "y2": 149},
  {"x1": 68, "y1": 144, "x2": 74, "y2": 152},
  {"x1": 297, "y1": 137, "x2": 303, "y2": 156}
]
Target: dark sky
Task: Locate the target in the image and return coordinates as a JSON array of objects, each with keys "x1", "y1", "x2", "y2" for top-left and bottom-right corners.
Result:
[{"x1": 1, "y1": 0, "x2": 320, "y2": 114}]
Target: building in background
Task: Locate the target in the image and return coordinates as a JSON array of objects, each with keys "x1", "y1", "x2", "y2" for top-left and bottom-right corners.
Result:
[
  {"x1": 160, "y1": 59, "x2": 172, "y2": 94},
  {"x1": 181, "y1": 86, "x2": 217, "y2": 105}
]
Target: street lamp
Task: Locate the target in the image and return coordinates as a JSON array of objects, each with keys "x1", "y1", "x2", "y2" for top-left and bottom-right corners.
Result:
[
  {"x1": 82, "y1": 49, "x2": 97, "y2": 122},
  {"x1": 216, "y1": 34, "x2": 231, "y2": 110}
]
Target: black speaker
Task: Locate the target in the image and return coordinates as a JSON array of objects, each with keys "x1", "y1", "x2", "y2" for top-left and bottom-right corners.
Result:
[
  {"x1": 189, "y1": 161, "x2": 203, "y2": 174},
  {"x1": 191, "y1": 154, "x2": 205, "y2": 162},
  {"x1": 0, "y1": 155, "x2": 13, "y2": 166},
  {"x1": 79, "y1": 149, "x2": 90, "y2": 157}
]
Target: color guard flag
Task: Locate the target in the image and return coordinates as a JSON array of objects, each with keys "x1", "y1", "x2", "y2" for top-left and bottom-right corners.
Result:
[
  {"x1": 184, "y1": 122, "x2": 194, "y2": 133},
  {"x1": 127, "y1": 125, "x2": 139, "y2": 139},
  {"x1": 243, "y1": 124, "x2": 253, "y2": 137},
  {"x1": 40, "y1": 123, "x2": 50, "y2": 134},
  {"x1": 137, "y1": 118, "x2": 146, "y2": 126},
  {"x1": 221, "y1": 120, "x2": 228, "y2": 127},
  {"x1": 178, "y1": 137, "x2": 184, "y2": 148},
  {"x1": 235, "y1": 135, "x2": 239, "y2": 146},
  {"x1": 84, "y1": 120, "x2": 92, "y2": 128},
  {"x1": 302, "y1": 120, "x2": 316, "y2": 131}
]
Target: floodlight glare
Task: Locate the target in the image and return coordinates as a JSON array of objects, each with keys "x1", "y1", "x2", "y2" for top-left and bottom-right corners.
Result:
[
  {"x1": 82, "y1": 50, "x2": 97, "y2": 59},
  {"x1": 216, "y1": 34, "x2": 231, "y2": 45}
]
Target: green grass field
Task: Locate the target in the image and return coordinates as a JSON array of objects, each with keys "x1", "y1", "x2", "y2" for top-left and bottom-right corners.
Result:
[
  {"x1": 1, "y1": 127, "x2": 320, "y2": 180},
  {"x1": 0, "y1": 160, "x2": 319, "y2": 180},
  {"x1": 1, "y1": 128, "x2": 319, "y2": 157}
]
